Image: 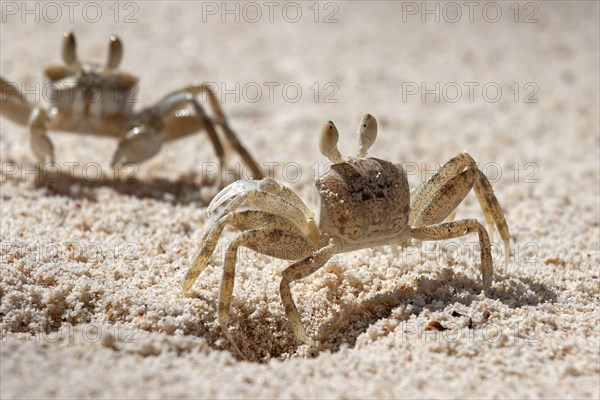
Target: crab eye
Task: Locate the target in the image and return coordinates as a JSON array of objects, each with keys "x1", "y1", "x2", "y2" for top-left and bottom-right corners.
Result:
[
  {"x1": 357, "y1": 113, "x2": 378, "y2": 158},
  {"x1": 319, "y1": 121, "x2": 343, "y2": 164},
  {"x1": 62, "y1": 32, "x2": 78, "y2": 66},
  {"x1": 106, "y1": 35, "x2": 123, "y2": 70}
]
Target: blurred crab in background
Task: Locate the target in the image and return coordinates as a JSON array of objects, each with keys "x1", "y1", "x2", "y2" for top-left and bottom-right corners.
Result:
[
  {"x1": 182, "y1": 113, "x2": 510, "y2": 358},
  {"x1": 0, "y1": 32, "x2": 263, "y2": 181}
]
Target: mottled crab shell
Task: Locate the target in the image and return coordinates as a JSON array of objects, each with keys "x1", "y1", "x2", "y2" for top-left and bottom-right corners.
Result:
[{"x1": 314, "y1": 157, "x2": 410, "y2": 252}]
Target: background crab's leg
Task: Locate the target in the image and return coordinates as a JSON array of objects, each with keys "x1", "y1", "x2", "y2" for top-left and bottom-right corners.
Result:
[
  {"x1": 409, "y1": 152, "x2": 510, "y2": 265},
  {"x1": 28, "y1": 108, "x2": 55, "y2": 163},
  {"x1": 279, "y1": 239, "x2": 337, "y2": 346},
  {"x1": 156, "y1": 92, "x2": 227, "y2": 183},
  {"x1": 160, "y1": 83, "x2": 263, "y2": 179},
  {"x1": 410, "y1": 220, "x2": 493, "y2": 289},
  {"x1": 112, "y1": 93, "x2": 227, "y2": 182},
  {"x1": 217, "y1": 228, "x2": 315, "y2": 357},
  {"x1": 1, "y1": 77, "x2": 35, "y2": 126},
  {"x1": 0, "y1": 78, "x2": 53, "y2": 163},
  {"x1": 182, "y1": 210, "x2": 305, "y2": 295}
]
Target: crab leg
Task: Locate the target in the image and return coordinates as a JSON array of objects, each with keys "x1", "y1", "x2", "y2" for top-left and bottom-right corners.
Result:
[
  {"x1": 410, "y1": 220, "x2": 493, "y2": 289},
  {"x1": 411, "y1": 168, "x2": 478, "y2": 226},
  {"x1": 217, "y1": 228, "x2": 315, "y2": 357},
  {"x1": 0, "y1": 77, "x2": 35, "y2": 126},
  {"x1": 409, "y1": 152, "x2": 510, "y2": 266},
  {"x1": 279, "y1": 239, "x2": 338, "y2": 346},
  {"x1": 410, "y1": 152, "x2": 477, "y2": 220},
  {"x1": 0, "y1": 77, "x2": 55, "y2": 163},
  {"x1": 160, "y1": 83, "x2": 263, "y2": 179},
  {"x1": 182, "y1": 210, "x2": 305, "y2": 295},
  {"x1": 164, "y1": 92, "x2": 229, "y2": 186}
]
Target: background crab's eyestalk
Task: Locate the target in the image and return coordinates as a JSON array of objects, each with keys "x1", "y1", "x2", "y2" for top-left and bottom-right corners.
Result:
[
  {"x1": 357, "y1": 113, "x2": 377, "y2": 158},
  {"x1": 319, "y1": 121, "x2": 343, "y2": 164},
  {"x1": 62, "y1": 32, "x2": 78, "y2": 66},
  {"x1": 106, "y1": 35, "x2": 123, "y2": 70}
]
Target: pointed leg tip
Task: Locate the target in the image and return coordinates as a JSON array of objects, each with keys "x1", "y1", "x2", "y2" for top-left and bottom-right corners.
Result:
[
  {"x1": 181, "y1": 279, "x2": 194, "y2": 295},
  {"x1": 231, "y1": 344, "x2": 244, "y2": 360},
  {"x1": 221, "y1": 329, "x2": 244, "y2": 359},
  {"x1": 181, "y1": 276, "x2": 194, "y2": 295}
]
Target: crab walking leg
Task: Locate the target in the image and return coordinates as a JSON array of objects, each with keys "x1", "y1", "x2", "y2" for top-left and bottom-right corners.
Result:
[
  {"x1": 409, "y1": 152, "x2": 501, "y2": 235},
  {"x1": 411, "y1": 169, "x2": 479, "y2": 227},
  {"x1": 409, "y1": 152, "x2": 510, "y2": 265},
  {"x1": 410, "y1": 220, "x2": 493, "y2": 288},
  {"x1": 185, "y1": 95, "x2": 228, "y2": 187},
  {"x1": 163, "y1": 83, "x2": 226, "y2": 122},
  {"x1": 409, "y1": 152, "x2": 477, "y2": 221},
  {"x1": 1, "y1": 77, "x2": 35, "y2": 126},
  {"x1": 156, "y1": 92, "x2": 227, "y2": 183},
  {"x1": 162, "y1": 83, "x2": 263, "y2": 179},
  {"x1": 218, "y1": 229, "x2": 315, "y2": 356},
  {"x1": 182, "y1": 220, "x2": 228, "y2": 296},
  {"x1": 472, "y1": 170, "x2": 510, "y2": 266},
  {"x1": 28, "y1": 108, "x2": 55, "y2": 163},
  {"x1": 162, "y1": 114, "x2": 203, "y2": 140},
  {"x1": 216, "y1": 119, "x2": 264, "y2": 179},
  {"x1": 182, "y1": 210, "x2": 306, "y2": 295},
  {"x1": 194, "y1": 84, "x2": 264, "y2": 179},
  {"x1": 280, "y1": 239, "x2": 338, "y2": 346}
]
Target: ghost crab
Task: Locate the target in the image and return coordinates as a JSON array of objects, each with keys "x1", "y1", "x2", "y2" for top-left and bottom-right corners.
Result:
[
  {"x1": 0, "y1": 32, "x2": 263, "y2": 181},
  {"x1": 182, "y1": 114, "x2": 510, "y2": 357}
]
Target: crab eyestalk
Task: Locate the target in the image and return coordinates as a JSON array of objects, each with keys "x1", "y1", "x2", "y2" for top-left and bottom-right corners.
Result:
[
  {"x1": 105, "y1": 35, "x2": 123, "y2": 70},
  {"x1": 62, "y1": 32, "x2": 79, "y2": 66},
  {"x1": 357, "y1": 113, "x2": 377, "y2": 158},
  {"x1": 319, "y1": 121, "x2": 343, "y2": 164}
]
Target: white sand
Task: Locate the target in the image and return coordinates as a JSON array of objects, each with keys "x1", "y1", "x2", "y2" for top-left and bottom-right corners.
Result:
[{"x1": 1, "y1": 1, "x2": 599, "y2": 398}]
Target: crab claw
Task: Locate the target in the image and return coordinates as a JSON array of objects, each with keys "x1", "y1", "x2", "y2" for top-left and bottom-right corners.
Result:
[
  {"x1": 29, "y1": 108, "x2": 55, "y2": 164},
  {"x1": 111, "y1": 125, "x2": 163, "y2": 166},
  {"x1": 208, "y1": 178, "x2": 263, "y2": 215},
  {"x1": 207, "y1": 177, "x2": 293, "y2": 215},
  {"x1": 111, "y1": 109, "x2": 165, "y2": 166},
  {"x1": 31, "y1": 132, "x2": 55, "y2": 164}
]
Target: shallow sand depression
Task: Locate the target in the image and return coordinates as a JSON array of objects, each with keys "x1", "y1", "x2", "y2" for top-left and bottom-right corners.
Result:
[{"x1": 1, "y1": 2, "x2": 599, "y2": 398}]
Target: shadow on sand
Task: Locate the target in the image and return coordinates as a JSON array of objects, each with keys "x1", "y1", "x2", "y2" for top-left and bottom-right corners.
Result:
[
  {"x1": 197, "y1": 267, "x2": 557, "y2": 362},
  {"x1": 4, "y1": 162, "x2": 219, "y2": 205}
]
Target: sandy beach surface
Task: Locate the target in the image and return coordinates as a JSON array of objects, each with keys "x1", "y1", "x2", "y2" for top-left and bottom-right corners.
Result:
[{"x1": 1, "y1": 1, "x2": 599, "y2": 398}]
